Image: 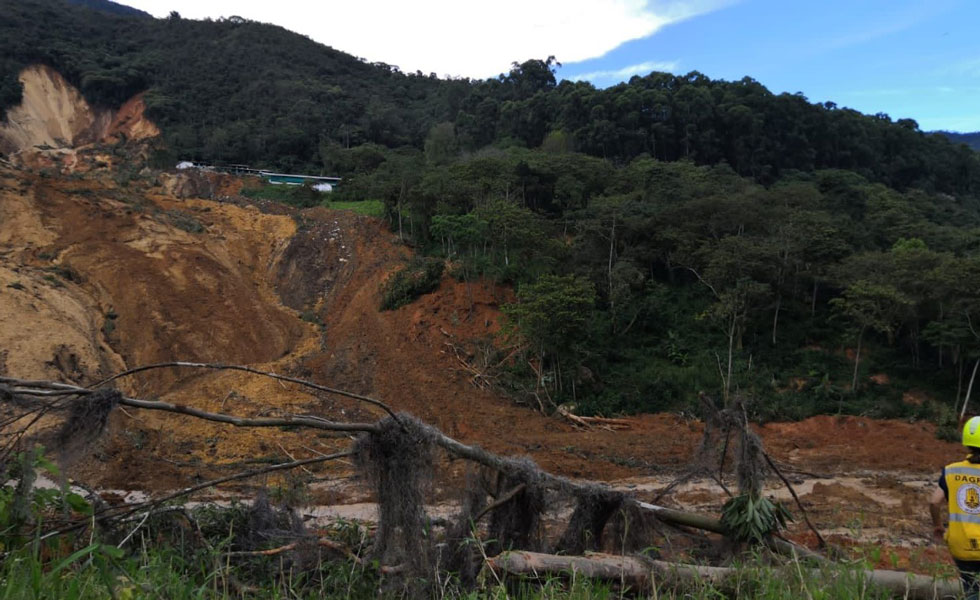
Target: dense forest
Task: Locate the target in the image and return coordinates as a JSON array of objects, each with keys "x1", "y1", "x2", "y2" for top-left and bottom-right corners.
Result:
[
  {"x1": 3, "y1": 0, "x2": 980, "y2": 421},
  {"x1": 1, "y1": 0, "x2": 978, "y2": 193}
]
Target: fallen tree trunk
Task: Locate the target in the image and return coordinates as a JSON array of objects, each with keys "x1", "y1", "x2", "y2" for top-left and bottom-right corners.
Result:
[
  {"x1": 634, "y1": 501, "x2": 828, "y2": 565},
  {"x1": 5, "y1": 372, "x2": 826, "y2": 564},
  {"x1": 487, "y1": 551, "x2": 960, "y2": 600}
]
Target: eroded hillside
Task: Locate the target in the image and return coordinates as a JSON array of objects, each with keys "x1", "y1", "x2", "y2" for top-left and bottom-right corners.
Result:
[
  {"x1": 0, "y1": 65, "x2": 158, "y2": 161},
  {"x1": 0, "y1": 66, "x2": 968, "y2": 576},
  {"x1": 0, "y1": 155, "x2": 972, "y2": 573}
]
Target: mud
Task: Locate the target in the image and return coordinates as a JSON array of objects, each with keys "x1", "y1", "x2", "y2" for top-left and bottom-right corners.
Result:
[{"x1": 0, "y1": 154, "x2": 965, "y2": 575}]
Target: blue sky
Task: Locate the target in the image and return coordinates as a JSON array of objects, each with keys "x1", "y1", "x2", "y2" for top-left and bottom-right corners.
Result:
[
  {"x1": 122, "y1": 0, "x2": 979, "y2": 132},
  {"x1": 562, "y1": 0, "x2": 980, "y2": 132}
]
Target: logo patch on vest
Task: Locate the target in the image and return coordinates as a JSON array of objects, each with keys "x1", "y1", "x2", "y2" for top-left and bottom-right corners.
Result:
[{"x1": 958, "y1": 483, "x2": 980, "y2": 514}]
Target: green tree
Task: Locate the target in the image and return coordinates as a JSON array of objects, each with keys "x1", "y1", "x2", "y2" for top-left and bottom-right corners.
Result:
[
  {"x1": 503, "y1": 275, "x2": 595, "y2": 409},
  {"x1": 830, "y1": 280, "x2": 913, "y2": 393},
  {"x1": 423, "y1": 122, "x2": 458, "y2": 166}
]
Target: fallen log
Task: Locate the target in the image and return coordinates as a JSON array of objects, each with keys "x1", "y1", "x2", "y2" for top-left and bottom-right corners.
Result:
[
  {"x1": 5, "y1": 367, "x2": 828, "y2": 568},
  {"x1": 634, "y1": 501, "x2": 827, "y2": 564},
  {"x1": 6, "y1": 372, "x2": 826, "y2": 563},
  {"x1": 486, "y1": 551, "x2": 961, "y2": 600}
]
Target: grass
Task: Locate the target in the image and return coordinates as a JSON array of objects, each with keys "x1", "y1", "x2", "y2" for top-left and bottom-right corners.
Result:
[
  {"x1": 242, "y1": 184, "x2": 383, "y2": 216},
  {"x1": 324, "y1": 199, "x2": 383, "y2": 218},
  {"x1": 0, "y1": 540, "x2": 909, "y2": 599},
  {"x1": 242, "y1": 184, "x2": 322, "y2": 208}
]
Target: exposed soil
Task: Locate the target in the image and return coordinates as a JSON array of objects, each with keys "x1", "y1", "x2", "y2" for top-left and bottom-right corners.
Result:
[
  {"x1": 0, "y1": 149, "x2": 964, "y2": 575},
  {"x1": 0, "y1": 65, "x2": 158, "y2": 157}
]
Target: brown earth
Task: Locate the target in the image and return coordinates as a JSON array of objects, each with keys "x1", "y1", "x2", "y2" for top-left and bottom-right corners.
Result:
[
  {"x1": 0, "y1": 160, "x2": 964, "y2": 573},
  {"x1": 0, "y1": 68, "x2": 965, "y2": 573},
  {"x1": 0, "y1": 65, "x2": 158, "y2": 165}
]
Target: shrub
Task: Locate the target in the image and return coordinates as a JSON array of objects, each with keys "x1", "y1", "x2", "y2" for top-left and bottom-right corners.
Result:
[
  {"x1": 379, "y1": 257, "x2": 444, "y2": 311},
  {"x1": 163, "y1": 209, "x2": 205, "y2": 233}
]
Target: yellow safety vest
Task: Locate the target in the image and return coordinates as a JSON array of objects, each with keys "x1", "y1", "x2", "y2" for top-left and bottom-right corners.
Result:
[{"x1": 945, "y1": 460, "x2": 980, "y2": 560}]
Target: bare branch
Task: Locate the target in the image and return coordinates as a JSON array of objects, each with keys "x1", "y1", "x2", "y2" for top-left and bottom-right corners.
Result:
[
  {"x1": 685, "y1": 266, "x2": 719, "y2": 299},
  {"x1": 88, "y1": 362, "x2": 401, "y2": 422},
  {"x1": 2, "y1": 377, "x2": 379, "y2": 434},
  {"x1": 762, "y1": 450, "x2": 825, "y2": 548},
  {"x1": 473, "y1": 483, "x2": 527, "y2": 523},
  {"x1": 100, "y1": 451, "x2": 355, "y2": 528}
]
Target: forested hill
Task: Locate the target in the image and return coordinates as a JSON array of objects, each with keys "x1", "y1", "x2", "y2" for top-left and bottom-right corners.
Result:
[
  {"x1": 5, "y1": 0, "x2": 980, "y2": 423},
  {"x1": 938, "y1": 131, "x2": 980, "y2": 152},
  {"x1": 1, "y1": 0, "x2": 979, "y2": 195},
  {"x1": 65, "y1": 0, "x2": 150, "y2": 17}
]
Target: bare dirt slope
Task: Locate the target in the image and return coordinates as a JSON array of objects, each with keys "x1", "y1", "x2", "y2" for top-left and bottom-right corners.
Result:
[
  {"x1": 0, "y1": 162, "x2": 964, "y2": 573},
  {"x1": 0, "y1": 65, "x2": 158, "y2": 157}
]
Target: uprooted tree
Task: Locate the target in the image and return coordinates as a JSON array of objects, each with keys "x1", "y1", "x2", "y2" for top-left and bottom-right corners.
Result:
[{"x1": 0, "y1": 362, "x2": 961, "y2": 598}]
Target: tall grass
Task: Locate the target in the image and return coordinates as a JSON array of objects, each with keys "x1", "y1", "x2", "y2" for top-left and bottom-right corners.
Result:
[{"x1": 0, "y1": 540, "x2": 908, "y2": 599}]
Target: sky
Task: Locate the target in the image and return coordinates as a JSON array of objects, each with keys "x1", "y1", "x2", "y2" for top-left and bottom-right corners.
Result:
[{"x1": 118, "y1": 0, "x2": 980, "y2": 132}]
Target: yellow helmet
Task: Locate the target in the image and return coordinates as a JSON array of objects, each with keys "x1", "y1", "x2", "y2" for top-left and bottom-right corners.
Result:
[{"x1": 964, "y1": 417, "x2": 980, "y2": 448}]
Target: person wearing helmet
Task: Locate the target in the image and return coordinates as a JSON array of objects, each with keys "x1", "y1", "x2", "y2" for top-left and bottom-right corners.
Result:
[{"x1": 931, "y1": 416, "x2": 980, "y2": 600}]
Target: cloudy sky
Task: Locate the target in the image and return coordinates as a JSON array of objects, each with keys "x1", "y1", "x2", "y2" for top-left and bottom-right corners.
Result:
[{"x1": 118, "y1": 0, "x2": 979, "y2": 131}]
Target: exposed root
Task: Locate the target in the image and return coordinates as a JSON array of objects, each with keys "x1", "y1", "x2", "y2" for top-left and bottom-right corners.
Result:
[
  {"x1": 54, "y1": 388, "x2": 119, "y2": 465},
  {"x1": 353, "y1": 413, "x2": 436, "y2": 583},
  {"x1": 554, "y1": 485, "x2": 624, "y2": 555},
  {"x1": 487, "y1": 459, "x2": 546, "y2": 555},
  {"x1": 441, "y1": 467, "x2": 492, "y2": 586}
]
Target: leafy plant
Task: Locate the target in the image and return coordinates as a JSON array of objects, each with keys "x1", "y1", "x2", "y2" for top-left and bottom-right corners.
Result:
[
  {"x1": 721, "y1": 493, "x2": 793, "y2": 543},
  {"x1": 379, "y1": 257, "x2": 444, "y2": 310}
]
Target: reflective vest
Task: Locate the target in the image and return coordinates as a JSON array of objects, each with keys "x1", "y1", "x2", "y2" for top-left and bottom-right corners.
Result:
[{"x1": 945, "y1": 460, "x2": 980, "y2": 560}]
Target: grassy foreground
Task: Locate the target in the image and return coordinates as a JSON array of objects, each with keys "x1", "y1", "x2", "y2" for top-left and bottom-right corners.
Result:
[{"x1": 0, "y1": 538, "x2": 912, "y2": 599}]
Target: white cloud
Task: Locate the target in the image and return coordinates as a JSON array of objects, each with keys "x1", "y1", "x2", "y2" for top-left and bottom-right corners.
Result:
[
  {"x1": 117, "y1": 0, "x2": 730, "y2": 78},
  {"x1": 571, "y1": 60, "x2": 679, "y2": 82}
]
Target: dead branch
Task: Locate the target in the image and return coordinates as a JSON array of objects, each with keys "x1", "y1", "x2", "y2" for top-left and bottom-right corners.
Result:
[
  {"x1": 225, "y1": 538, "x2": 360, "y2": 562},
  {"x1": 87, "y1": 361, "x2": 401, "y2": 423},
  {"x1": 556, "y1": 405, "x2": 630, "y2": 430},
  {"x1": 2, "y1": 377, "x2": 379, "y2": 434},
  {"x1": 106, "y1": 451, "x2": 354, "y2": 518},
  {"x1": 6, "y1": 371, "x2": 835, "y2": 568},
  {"x1": 634, "y1": 501, "x2": 824, "y2": 563},
  {"x1": 762, "y1": 450, "x2": 826, "y2": 549},
  {"x1": 443, "y1": 342, "x2": 494, "y2": 389},
  {"x1": 473, "y1": 483, "x2": 527, "y2": 523},
  {"x1": 31, "y1": 451, "x2": 356, "y2": 544},
  {"x1": 226, "y1": 542, "x2": 300, "y2": 557}
]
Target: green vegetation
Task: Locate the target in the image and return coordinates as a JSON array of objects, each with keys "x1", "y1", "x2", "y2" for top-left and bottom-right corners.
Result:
[
  {"x1": 326, "y1": 199, "x2": 384, "y2": 217},
  {"x1": 0, "y1": 448, "x2": 921, "y2": 600},
  {"x1": 242, "y1": 183, "x2": 323, "y2": 208},
  {"x1": 240, "y1": 184, "x2": 382, "y2": 214},
  {"x1": 1, "y1": 2, "x2": 978, "y2": 197},
  {"x1": 2, "y1": 1, "x2": 979, "y2": 422},
  {"x1": 379, "y1": 256, "x2": 445, "y2": 311},
  {"x1": 0, "y1": 544, "x2": 914, "y2": 599},
  {"x1": 342, "y1": 147, "x2": 980, "y2": 422}
]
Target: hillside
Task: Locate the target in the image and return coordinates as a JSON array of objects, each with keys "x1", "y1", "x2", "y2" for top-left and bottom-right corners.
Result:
[
  {"x1": 0, "y1": 127, "x2": 961, "y2": 578},
  {"x1": 1, "y1": 0, "x2": 978, "y2": 195},
  {"x1": 65, "y1": 0, "x2": 150, "y2": 17},
  {"x1": 0, "y1": 62, "x2": 973, "y2": 591},
  {"x1": 1, "y1": 0, "x2": 979, "y2": 592},
  {"x1": 938, "y1": 130, "x2": 980, "y2": 151},
  {"x1": 2, "y1": 0, "x2": 979, "y2": 424}
]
